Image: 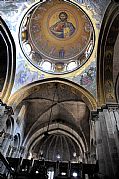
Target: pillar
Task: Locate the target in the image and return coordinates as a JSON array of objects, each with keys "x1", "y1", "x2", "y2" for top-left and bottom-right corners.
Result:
[
  {"x1": 2, "y1": 133, "x2": 13, "y2": 156},
  {"x1": 91, "y1": 104, "x2": 119, "y2": 179},
  {"x1": 0, "y1": 104, "x2": 8, "y2": 136},
  {"x1": 89, "y1": 117, "x2": 96, "y2": 164},
  {"x1": 11, "y1": 147, "x2": 18, "y2": 158}
]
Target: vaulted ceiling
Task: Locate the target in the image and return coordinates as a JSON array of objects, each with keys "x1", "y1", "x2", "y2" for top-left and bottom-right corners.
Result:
[
  {"x1": 16, "y1": 82, "x2": 90, "y2": 139},
  {"x1": 1, "y1": 0, "x2": 118, "y2": 163},
  {"x1": 10, "y1": 80, "x2": 95, "y2": 161}
]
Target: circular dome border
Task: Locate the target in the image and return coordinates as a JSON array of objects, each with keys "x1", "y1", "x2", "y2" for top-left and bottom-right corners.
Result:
[{"x1": 19, "y1": 0, "x2": 95, "y2": 75}]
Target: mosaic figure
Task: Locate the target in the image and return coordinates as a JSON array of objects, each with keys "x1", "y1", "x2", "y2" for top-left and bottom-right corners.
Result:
[{"x1": 50, "y1": 12, "x2": 75, "y2": 39}]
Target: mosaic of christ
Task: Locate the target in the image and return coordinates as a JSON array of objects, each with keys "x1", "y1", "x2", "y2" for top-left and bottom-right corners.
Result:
[{"x1": 50, "y1": 12, "x2": 75, "y2": 39}]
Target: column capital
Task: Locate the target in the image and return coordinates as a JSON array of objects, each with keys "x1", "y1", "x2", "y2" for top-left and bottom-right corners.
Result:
[
  {"x1": 0, "y1": 99, "x2": 6, "y2": 107},
  {"x1": 4, "y1": 132, "x2": 11, "y2": 139},
  {"x1": 91, "y1": 111, "x2": 99, "y2": 121},
  {"x1": 96, "y1": 104, "x2": 119, "y2": 112},
  {"x1": 106, "y1": 104, "x2": 119, "y2": 112},
  {"x1": 4, "y1": 105, "x2": 14, "y2": 116}
]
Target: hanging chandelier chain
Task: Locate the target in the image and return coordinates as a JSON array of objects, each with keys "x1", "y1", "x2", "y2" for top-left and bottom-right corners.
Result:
[{"x1": 46, "y1": 83, "x2": 58, "y2": 133}]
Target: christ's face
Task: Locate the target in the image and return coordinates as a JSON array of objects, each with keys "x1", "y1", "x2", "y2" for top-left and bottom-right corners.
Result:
[{"x1": 59, "y1": 13, "x2": 67, "y2": 21}]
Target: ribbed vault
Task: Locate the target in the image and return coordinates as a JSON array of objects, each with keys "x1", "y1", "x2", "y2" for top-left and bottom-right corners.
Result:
[
  {"x1": 8, "y1": 78, "x2": 96, "y2": 161},
  {"x1": 33, "y1": 133, "x2": 81, "y2": 162}
]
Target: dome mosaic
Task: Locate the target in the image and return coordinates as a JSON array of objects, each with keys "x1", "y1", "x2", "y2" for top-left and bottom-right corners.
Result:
[{"x1": 19, "y1": 0, "x2": 95, "y2": 74}]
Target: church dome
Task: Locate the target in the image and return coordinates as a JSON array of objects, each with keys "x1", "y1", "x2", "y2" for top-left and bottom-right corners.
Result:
[{"x1": 19, "y1": 0, "x2": 95, "y2": 74}]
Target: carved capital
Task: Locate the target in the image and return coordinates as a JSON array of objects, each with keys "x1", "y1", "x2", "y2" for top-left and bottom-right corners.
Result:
[
  {"x1": 4, "y1": 132, "x2": 11, "y2": 139},
  {"x1": 4, "y1": 106, "x2": 14, "y2": 116},
  {"x1": 106, "y1": 104, "x2": 119, "y2": 112},
  {"x1": 91, "y1": 111, "x2": 99, "y2": 121}
]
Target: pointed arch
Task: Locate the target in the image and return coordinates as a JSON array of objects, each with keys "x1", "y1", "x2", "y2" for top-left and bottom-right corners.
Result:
[
  {"x1": 97, "y1": 1, "x2": 119, "y2": 106},
  {"x1": 8, "y1": 78, "x2": 97, "y2": 110},
  {"x1": 0, "y1": 17, "x2": 16, "y2": 102}
]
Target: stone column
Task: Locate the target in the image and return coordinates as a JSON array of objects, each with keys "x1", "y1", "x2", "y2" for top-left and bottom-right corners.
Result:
[
  {"x1": 91, "y1": 111, "x2": 107, "y2": 176},
  {"x1": 92, "y1": 104, "x2": 119, "y2": 179},
  {"x1": 0, "y1": 104, "x2": 8, "y2": 142},
  {"x1": 0, "y1": 102, "x2": 14, "y2": 157},
  {"x1": 0, "y1": 103, "x2": 14, "y2": 142},
  {"x1": 11, "y1": 146, "x2": 18, "y2": 158},
  {"x1": 103, "y1": 104, "x2": 119, "y2": 178},
  {"x1": 15, "y1": 147, "x2": 21, "y2": 158},
  {"x1": 110, "y1": 106, "x2": 119, "y2": 152},
  {"x1": 6, "y1": 145, "x2": 12, "y2": 157},
  {"x1": 19, "y1": 146, "x2": 26, "y2": 158},
  {"x1": 2, "y1": 133, "x2": 13, "y2": 156},
  {"x1": 89, "y1": 115, "x2": 96, "y2": 164}
]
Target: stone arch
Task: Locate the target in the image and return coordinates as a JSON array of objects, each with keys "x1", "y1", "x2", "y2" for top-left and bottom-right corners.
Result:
[
  {"x1": 31, "y1": 131, "x2": 83, "y2": 162},
  {"x1": 24, "y1": 102, "x2": 88, "y2": 149},
  {"x1": 5, "y1": 118, "x2": 12, "y2": 134},
  {"x1": 5, "y1": 117, "x2": 14, "y2": 134},
  {"x1": 97, "y1": 1, "x2": 119, "y2": 106},
  {"x1": 8, "y1": 78, "x2": 97, "y2": 110},
  {"x1": 115, "y1": 72, "x2": 119, "y2": 102},
  {"x1": 13, "y1": 134, "x2": 20, "y2": 148},
  {"x1": 0, "y1": 17, "x2": 16, "y2": 103},
  {"x1": 25, "y1": 124, "x2": 87, "y2": 162},
  {"x1": 8, "y1": 78, "x2": 96, "y2": 161},
  {"x1": 2, "y1": 117, "x2": 14, "y2": 157}
]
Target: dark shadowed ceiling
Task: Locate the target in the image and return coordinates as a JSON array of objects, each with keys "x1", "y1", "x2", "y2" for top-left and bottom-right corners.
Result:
[{"x1": 14, "y1": 81, "x2": 91, "y2": 161}]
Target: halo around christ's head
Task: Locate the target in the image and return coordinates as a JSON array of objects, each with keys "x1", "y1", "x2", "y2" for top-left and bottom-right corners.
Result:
[{"x1": 19, "y1": 0, "x2": 95, "y2": 74}]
